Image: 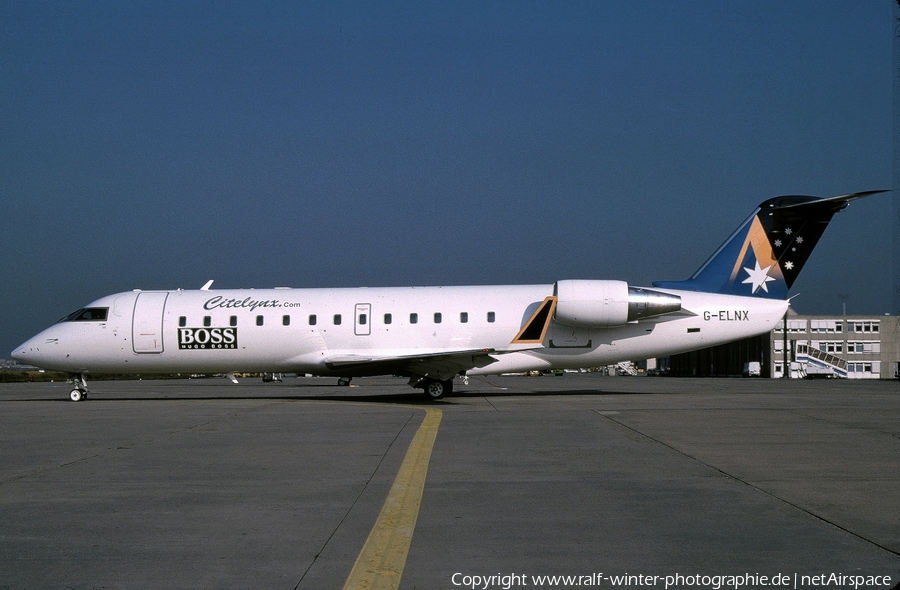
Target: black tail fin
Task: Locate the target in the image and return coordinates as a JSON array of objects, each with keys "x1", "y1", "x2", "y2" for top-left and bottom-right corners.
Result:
[{"x1": 653, "y1": 191, "x2": 886, "y2": 299}]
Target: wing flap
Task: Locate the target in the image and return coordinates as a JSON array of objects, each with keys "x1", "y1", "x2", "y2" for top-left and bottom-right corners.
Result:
[{"x1": 323, "y1": 348, "x2": 501, "y2": 382}]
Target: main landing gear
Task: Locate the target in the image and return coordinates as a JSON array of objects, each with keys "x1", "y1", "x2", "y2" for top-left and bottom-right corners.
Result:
[
  {"x1": 421, "y1": 378, "x2": 453, "y2": 400},
  {"x1": 68, "y1": 374, "x2": 89, "y2": 402}
]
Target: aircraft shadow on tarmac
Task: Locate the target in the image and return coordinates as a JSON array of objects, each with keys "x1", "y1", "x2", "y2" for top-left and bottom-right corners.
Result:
[{"x1": 19, "y1": 386, "x2": 647, "y2": 405}]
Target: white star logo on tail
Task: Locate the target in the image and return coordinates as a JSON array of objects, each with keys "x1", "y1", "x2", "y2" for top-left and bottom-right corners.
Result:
[{"x1": 742, "y1": 261, "x2": 776, "y2": 293}]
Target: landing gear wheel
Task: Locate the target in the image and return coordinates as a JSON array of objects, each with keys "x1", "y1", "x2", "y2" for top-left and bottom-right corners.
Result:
[
  {"x1": 422, "y1": 379, "x2": 453, "y2": 400},
  {"x1": 68, "y1": 373, "x2": 89, "y2": 402}
]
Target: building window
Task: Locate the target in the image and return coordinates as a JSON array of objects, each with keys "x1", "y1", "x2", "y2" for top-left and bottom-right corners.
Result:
[
  {"x1": 460, "y1": 312, "x2": 468, "y2": 323},
  {"x1": 848, "y1": 362, "x2": 878, "y2": 374},
  {"x1": 847, "y1": 341, "x2": 880, "y2": 354},
  {"x1": 410, "y1": 313, "x2": 418, "y2": 324},
  {"x1": 384, "y1": 313, "x2": 392, "y2": 325},
  {"x1": 776, "y1": 319, "x2": 808, "y2": 333},
  {"x1": 487, "y1": 311, "x2": 496, "y2": 323},
  {"x1": 434, "y1": 312, "x2": 442, "y2": 324},
  {"x1": 810, "y1": 320, "x2": 842, "y2": 333},
  {"x1": 256, "y1": 315, "x2": 264, "y2": 326},
  {"x1": 849, "y1": 321, "x2": 880, "y2": 333},
  {"x1": 283, "y1": 315, "x2": 290, "y2": 326},
  {"x1": 817, "y1": 341, "x2": 843, "y2": 354},
  {"x1": 334, "y1": 314, "x2": 342, "y2": 326},
  {"x1": 230, "y1": 316, "x2": 237, "y2": 327}
]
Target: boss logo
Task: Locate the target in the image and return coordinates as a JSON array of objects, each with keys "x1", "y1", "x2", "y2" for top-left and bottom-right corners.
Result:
[{"x1": 178, "y1": 327, "x2": 238, "y2": 349}]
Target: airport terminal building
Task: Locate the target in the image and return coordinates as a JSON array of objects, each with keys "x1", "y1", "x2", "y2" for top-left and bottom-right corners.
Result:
[
  {"x1": 772, "y1": 313, "x2": 899, "y2": 379},
  {"x1": 667, "y1": 312, "x2": 900, "y2": 380}
]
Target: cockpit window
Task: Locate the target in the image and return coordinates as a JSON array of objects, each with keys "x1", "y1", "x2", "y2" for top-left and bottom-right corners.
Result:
[{"x1": 59, "y1": 307, "x2": 109, "y2": 322}]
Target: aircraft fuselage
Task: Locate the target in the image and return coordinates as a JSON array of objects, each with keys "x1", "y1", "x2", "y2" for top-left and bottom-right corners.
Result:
[{"x1": 13, "y1": 284, "x2": 787, "y2": 378}]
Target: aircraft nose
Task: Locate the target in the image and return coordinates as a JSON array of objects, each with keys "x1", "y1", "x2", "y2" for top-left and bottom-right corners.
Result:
[
  {"x1": 12, "y1": 334, "x2": 49, "y2": 364},
  {"x1": 12, "y1": 340, "x2": 36, "y2": 363}
]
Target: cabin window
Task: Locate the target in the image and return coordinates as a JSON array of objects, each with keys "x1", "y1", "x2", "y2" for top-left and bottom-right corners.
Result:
[
  {"x1": 460, "y1": 312, "x2": 468, "y2": 323},
  {"x1": 410, "y1": 313, "x2": 418, "y2": 324},
  {"x1": 434, "y1": 312, "x2": 442, "y2": 324},
  {"x1": 230, "y1": 316, "x2": 237, "y2": 327},
  {"x1": 384, "y1": 313, "x2": 392, "y2": 325},
  {"x1": 203, "y1": 316, "x2": 211, "y2": 327},
  {"x1": 179, "y1": 316, "x2": 187, "y2": 327},
  {"x1": 309, "y1": 314, "x2": 317, "y2": 326},
  {"x1": 487, "y1": 311, "x2": 495, "y2": 323},
  {"x1": 359, "y1": 313, "x2": 367, "y2": 325},
  {"x1": 283, "y1": 315, "x2": 290, "y2": 326},
  {"x1": 256, "y1": 315, "x2": 264, "y2": 326},
  {"x1": 334, "y1": 314, "x2": 342, "y2": 325}
]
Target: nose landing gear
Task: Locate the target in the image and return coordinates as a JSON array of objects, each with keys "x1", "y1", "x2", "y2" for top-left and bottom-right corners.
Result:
[{"x1": 68, "y1": 374, "x2": 89, "y2": 402}]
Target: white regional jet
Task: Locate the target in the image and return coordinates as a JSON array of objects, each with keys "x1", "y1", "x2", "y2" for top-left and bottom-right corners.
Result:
[{"x1": 13, "y1": 192, "x2": 883, "y2": 401}]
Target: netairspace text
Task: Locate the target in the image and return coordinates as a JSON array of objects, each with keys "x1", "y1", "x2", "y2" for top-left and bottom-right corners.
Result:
[{"x1": 449, "y1": 572, "x2": 895, "y2": 590}]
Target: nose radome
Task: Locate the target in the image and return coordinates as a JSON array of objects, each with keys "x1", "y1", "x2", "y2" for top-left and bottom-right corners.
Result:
[
  {"x1": 12, "y1": 340, "x2": 37, "y2": 362},
  {"x1": 11, "y1": 333, "x2": 50, "y2": 363}
]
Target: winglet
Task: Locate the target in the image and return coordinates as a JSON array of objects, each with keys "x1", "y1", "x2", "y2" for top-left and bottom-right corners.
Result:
[{"x1": 201, "y1": 280, "x2": 214, "y2": 291}]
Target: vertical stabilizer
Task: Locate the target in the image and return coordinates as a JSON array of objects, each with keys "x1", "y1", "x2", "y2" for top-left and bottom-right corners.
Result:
[{"x1": 653, "y1": 191, "x2": 885, "y2": 299}]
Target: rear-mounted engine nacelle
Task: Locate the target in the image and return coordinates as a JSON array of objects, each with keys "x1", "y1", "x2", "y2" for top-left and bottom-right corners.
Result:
[{"x1": 554, "y1": 280, "x2": 681, "y2": 328}]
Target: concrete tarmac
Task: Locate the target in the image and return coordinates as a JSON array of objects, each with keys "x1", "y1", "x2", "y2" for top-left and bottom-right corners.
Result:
[{"x1": 0, "y1": 374, "x2": 898, "y2": 589}]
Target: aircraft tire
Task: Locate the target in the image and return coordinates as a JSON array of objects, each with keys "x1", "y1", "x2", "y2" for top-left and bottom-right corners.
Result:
[
  {"x1": 423, "y1": 378, "x2": 452, "y2": 400},
  {"x1": 69, "y1": 389, "x2": 84, "y2": 402}
]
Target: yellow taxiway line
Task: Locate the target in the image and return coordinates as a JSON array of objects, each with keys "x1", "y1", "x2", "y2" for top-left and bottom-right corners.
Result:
[{"x1": 342, "y1": 406, "x2": 442, "y2": 590}]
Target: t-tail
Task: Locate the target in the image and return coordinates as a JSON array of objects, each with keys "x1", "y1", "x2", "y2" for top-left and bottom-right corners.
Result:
[{"x1": 653, "y1": 191, "x2": 886, "y2": 299}]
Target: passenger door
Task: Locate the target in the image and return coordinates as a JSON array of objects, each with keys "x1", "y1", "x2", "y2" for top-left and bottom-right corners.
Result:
[
  {"x1": 354, "y1": 303, "x2": 371, "y2": 336},
  {"x1": 132, "y1": 292, "x2": 168, "y2": 353}
]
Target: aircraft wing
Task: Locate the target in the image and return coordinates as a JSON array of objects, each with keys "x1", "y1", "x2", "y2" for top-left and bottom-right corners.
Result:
[{"x1": 323, "y1": 348, "x2": 503, "y2": 382}]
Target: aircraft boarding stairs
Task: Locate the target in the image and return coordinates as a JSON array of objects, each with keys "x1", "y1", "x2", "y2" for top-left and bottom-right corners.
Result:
[
  {"x1": 615, "y1": 361, "x2": 639, "y2": 376},
  {"x1": 794, "y1": 344, "x2": 848, "y2": 379}
]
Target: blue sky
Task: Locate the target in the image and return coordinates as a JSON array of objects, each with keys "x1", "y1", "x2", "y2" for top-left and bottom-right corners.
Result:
[{"x1": 1, "y1": 1, "x2": 894, "y2": 357}]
